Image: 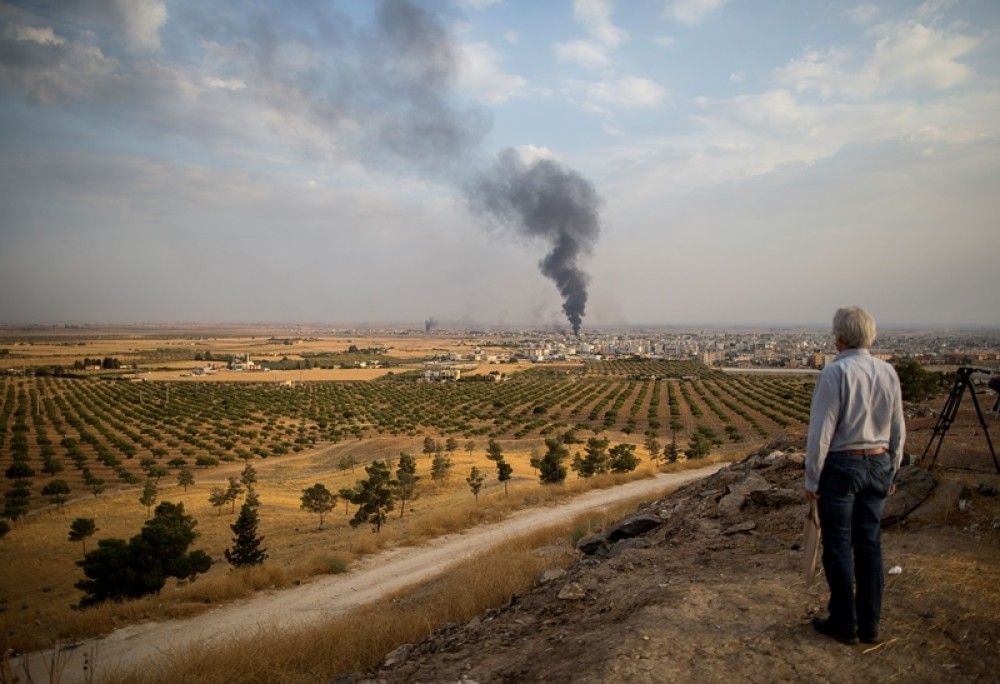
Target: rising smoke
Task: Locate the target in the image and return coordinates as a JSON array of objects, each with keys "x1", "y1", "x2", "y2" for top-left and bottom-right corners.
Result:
[
  {"x1": 467, "y1": 149, "x2": 601, "y2": 335},
  {"x1": 251, "y1": 0, "x2": 603, "y2": 333}
]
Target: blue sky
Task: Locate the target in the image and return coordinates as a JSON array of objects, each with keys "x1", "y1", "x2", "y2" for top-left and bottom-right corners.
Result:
[{"x1": 1, "y1": 0, "x2": 998, "y2": 327}]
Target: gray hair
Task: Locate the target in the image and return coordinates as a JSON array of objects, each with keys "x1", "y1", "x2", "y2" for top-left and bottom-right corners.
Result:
[{"x1": 833, "y1": 306, "x2": 877, "y2": 349}]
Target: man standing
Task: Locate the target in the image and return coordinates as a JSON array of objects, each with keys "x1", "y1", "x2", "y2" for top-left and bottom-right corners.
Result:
[{"x1": 805, "y1": 306, "x2": 905, "y2": 645}]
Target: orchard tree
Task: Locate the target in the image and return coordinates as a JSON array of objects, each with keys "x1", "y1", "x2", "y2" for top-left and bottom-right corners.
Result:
[
  {"x1": 349, "y1": 461, "x2": 395, "y2": 533},
  {"x1": 394, "y1": 452, "x2": 420, "y2": 518},
  {"x1": 466, "y1": 466, "x2": 486, "y2": 502},
  {"x1": 224, "y1": 501, "x2": 268, "y2": 567},
  {"x1": 139, "y1": 479, "x2": 158, "y2": 518},
  {"x1": 177, "y1": 467, "x2": 195, "y2": 492},
  {"x1": 68, "y1": 517, "x2": 97, "y2": 557},
  {"x1": 300, "y1": 483, "x2": 336, "y2": 529},
  {"x1": 538, "y1": 439, "x2": 568, "y2": 484},
  {"x1": 42, "y1": 479, "x2": 71, "y2": 507}
]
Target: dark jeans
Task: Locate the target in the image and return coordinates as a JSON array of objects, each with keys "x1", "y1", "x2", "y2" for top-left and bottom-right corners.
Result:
[{"x1": 817, "y1": 453, "x2": 892, "y2": 637}]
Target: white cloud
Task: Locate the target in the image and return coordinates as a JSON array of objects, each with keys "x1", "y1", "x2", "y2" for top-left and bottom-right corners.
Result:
[
  {"x1": 665, "y1": 0, "x2": 725, "y2": 26},
  {"x1": 554, "y1": 0, "x2": 627, "y2": 70},
  {"x1": 113, "y1": 0, "x2": 167, "y2": 52},
  {"x1": 554, "y1": 39, "x2": 612, "y2": 69},
  {"x1": 580, "y1": 76, "x2": 667, "y2": 110},
  {"x1": 512, "y1": 144, "x2": 555, "y2": 165},
  {"x1": 2, "y1": 23, "x2": 64, "y2": 45},
  {"x1": 729, "y1": 70, "x2": 746, "y2": 84},
  {"x1": 776, "y1": 21, "x2": 980, "y2": 98},
  {"x1": 846, "y1": 5, "x2": 879, "y2": 25},
  {"x1": 503, "y1": 30, "x2": 519, "y2": 45},
  {"x1": 455, "y1": 40, "x2": 527, "y2": 104},
  {"x1": 573, "y1": 0, "x2": 627, "y2": 48}
]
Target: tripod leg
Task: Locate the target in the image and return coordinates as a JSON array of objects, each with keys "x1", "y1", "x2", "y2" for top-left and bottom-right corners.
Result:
[
  {"x1": 927, "y1": 385, "x2": 962, "y2": 469},
  {"x1": 967, "y1": 384, "x2": 1000, "y2": 474}
]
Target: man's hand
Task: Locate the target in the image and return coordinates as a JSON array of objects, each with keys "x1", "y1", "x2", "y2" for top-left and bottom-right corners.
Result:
[{"x1": 804, "y1": 489, "x2": 818, "y2": 501}]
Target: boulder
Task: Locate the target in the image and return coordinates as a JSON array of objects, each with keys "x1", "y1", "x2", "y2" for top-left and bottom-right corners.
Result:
[
  {"x1": 381, "y1": 643, "x2": 413, "y2": 669},
  {"x1": 608, "y1": 537, "x2": 652, "y2": 557},
  {"x1": 576, "y1": 532, "x2": 607, "y2": 555},
  {"x1": 748, "y1": 487, "x2": 800, "y2": 509},
  {"x1": 722, "y1": 520, "x2": 757, "y2": 535},
  {"x1": 882, "y1": 466, "x2": 937, "y2": 526},
  {"x1": 717, "y1": 472, "x2": 771, "y2": 517},
  {"x1": 605, "y1": 513, "x2": 662, "y2": 543},
  {"x1": 539, "y1": 568, "x2": 567, "y2": 584}
]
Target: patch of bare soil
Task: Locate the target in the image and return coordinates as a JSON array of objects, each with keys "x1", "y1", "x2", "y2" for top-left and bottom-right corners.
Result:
[{"x1": 377, "y1": 440, "x2": 1000, "y2": 683}]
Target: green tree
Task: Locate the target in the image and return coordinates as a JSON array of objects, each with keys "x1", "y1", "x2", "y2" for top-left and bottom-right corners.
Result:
[
  {"x1": 68, "y1": 517, "x2": 98, "y2": 557},
  {"x1": 445, "y1": 437, "x2": 458, "y2": 453},
  {"x1": 394, "y1": 452, "x2": 420, "y2": 518},
  {"x1": 664, "y1": 439, "x2": 680, "y2": 464},
  {"x1": 240, "y1": 462, "x2": 257, "y2": 488},
  {"x1": 139, "y1": 479, "x2": 158, "y2": 518},
  {"x1": 890, "y1": 357, "x2": 942, "y2": 402},
  {"x1": 300, "y1": 483, "x2": 336, "y2": 529},
  {"x1": 349, "y1": 461, "x2": 395, "y2": 533},
  {"x1": 686, "y1": 431, "x2": 711, "y2": 460},
  {"x1": 75, "y1": 501, "x2": 211, "y2": 607},
  {"x1": 644, "y1": 434, "x2": 660, "y2": 464},
  {"x1": 422, "y1": 436, "x2": 437, "y2": 455},
  {"x1": 225, "y1": 476, "x2": 244, "y2": 513},
  {"x1": 538, "y1": 438, "x2": 568, "y2": 484},
  {"x1": 208, "y1": 486, "x2": 228, "y2": 516},
  {"x1": 148, "y1": 464, "x2": 169, "y2": 482},
  {"x1": 338, "y1": 486, "x2": 357, "y2": 516},
  {"x1": 466, "y1": 466, "x2": 486, "y2": 502},
  {"x1": 571, "y1": 437, "x2": 609, "y2": 478},
  {"x1": 430, "y1": 452, "x2": 453, "y2": 484},
  {"x1": 177, "y1": 467, "x2": 195, "y2": 492},
  {"x1": 496, "y1": 457, "x2": 513, "y2": 495},
  {"x1": 608, "y1": 443, "x2": 640, "y2": 473},
  {"x1": 42, "y1": 479, "x2": 71, "y2": 507},
  {"x1": 337, "y1": 454, "x2": 358, "y2": 474},
  {"x1": 244, "y1": 485, "x2": 261, "y2": 509},
  {"x1": 486, "y1": 439, "x2": 503, "y2": 462},
  {"x1": 224, "y1": 501, "x2": 268, "y2": 567},
  {"x1": 464, "y1": 440, "x2": 476, "y2": 456}
]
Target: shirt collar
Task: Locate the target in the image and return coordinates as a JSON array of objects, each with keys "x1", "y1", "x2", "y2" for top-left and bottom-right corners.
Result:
[{"x1": 835, "y1": 348, "x2": 871, "y2": 361}]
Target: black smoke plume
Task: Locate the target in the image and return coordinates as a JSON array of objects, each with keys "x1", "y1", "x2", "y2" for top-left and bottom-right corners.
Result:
[{"x1": 468, "y1": 149, "x2": 601, "y2": 335}]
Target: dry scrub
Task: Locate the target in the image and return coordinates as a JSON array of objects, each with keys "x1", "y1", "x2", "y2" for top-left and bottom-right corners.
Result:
[{"x1": 111, "y1": 496, "x2": 651, "y2": 684}]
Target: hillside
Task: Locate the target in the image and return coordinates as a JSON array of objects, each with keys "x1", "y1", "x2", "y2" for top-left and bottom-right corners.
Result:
[{"x1": 374, "y1": 441, "x2": 1000, "y2": 682}]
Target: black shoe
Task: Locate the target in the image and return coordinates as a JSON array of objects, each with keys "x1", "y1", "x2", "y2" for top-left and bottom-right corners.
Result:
[
  {"x1": 859, "y1": 631, "x2": 882, "y2": 645},
  {"x1": 812, "y1": 617, "x2": 859, "y2": 645}
]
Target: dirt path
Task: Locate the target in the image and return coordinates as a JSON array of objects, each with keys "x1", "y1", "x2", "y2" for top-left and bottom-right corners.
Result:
[{"x1": 19, "y1": 465, "x2": 724, "y2": 682}]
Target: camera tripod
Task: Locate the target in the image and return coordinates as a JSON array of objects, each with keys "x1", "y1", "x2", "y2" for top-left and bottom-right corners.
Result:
[{"x1": 923, "y1": 366, "x2": 999, "y2": 473}]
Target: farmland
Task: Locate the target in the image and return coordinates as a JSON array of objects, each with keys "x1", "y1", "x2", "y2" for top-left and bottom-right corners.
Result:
[{"x1": 0, "y1": 361, "x2": 814, "y2": 515}]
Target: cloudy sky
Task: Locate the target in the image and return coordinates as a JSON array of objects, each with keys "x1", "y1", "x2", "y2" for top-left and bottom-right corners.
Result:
[{"x1": 1, "y1": 0, "x2": 998, "y2": 328}]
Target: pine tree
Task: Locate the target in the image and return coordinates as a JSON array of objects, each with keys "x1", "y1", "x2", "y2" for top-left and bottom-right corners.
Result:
[
  {"x1": 571, "y1": 437, "x2": 609, "y2": 478},
  {"x1": 209, "y1": 486, "x2": 227, "y2": 515},
  {"x1": 538, "y1": 439, "x2": 568, "y2": 484},
  {"x1": 177, "y1": 467, "x2": 195, "y2": 492},
  {"x1": 430, "y1": 452, "x2": 453, "y2": 484},
  {"x1": 609, "y1": 443, "x2": 640, "y2": 472},
  {"x1": 244, "y1": 484, "x2": 261, "y2": 509},
  {"x1": 224, "y1": 501, "x2": 268, "y2": 567},
  {"x1": 466, "y1": 466, "x2": 486, "y2": 502},
  {"x1": 139, "y1": 479, "x2": 158, "y2": 518},
  {"x1": 225, "y1": 476, "x2": 244, "y2": 513},
  {"x1": 486, "y1": 438, "x2": 503, "y2": 462},
  {"x1": 68, "y1": 517, "x2": 98, "y2": 558},
  {"x1": 394, "y1": 453, "x2": 420, "y2": 518},
  {"x1": 300, "y1": 483, "x2": 336, "y2": 529},
  {"x1": 349, "y1": 461, "x2": 395, "y2": 533},
  {"x1": 240, "y1": 462, "x2": 257, "y2": 488},
  {"x1": 496, "y1": 457, "x2": 512, "y2": 496}
]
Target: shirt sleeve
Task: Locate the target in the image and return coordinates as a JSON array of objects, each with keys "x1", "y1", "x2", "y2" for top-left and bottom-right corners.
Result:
[
  {"x1": 805, "y1": 367, "x2": 841, "y2": 492},
  {"x1": 888, "y1": 366, "x2": 906, "y2": 479}
]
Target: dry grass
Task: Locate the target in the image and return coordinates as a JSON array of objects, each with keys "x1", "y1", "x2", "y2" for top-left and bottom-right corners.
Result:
[
  {"x1": 110, "y1": 496, "x2": 650, "y2": 684},
  {"x1": 0, "y1": 438, "x2": 724, "y2": 652}
]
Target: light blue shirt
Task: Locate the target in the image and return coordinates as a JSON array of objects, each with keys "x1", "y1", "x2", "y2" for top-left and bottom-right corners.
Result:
[{"x1": 805, "y1": 348, "x2": 905, "y2": 492}]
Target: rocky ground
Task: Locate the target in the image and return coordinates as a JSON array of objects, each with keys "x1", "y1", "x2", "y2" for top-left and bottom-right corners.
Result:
[{"x1": 368, "y1": 438, "x2": 1000, "y2": 683}]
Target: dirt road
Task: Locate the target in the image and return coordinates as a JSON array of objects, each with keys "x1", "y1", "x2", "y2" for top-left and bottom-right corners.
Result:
[{"x1": 20, "y1": 465, "x2": 723, "y2": 682}]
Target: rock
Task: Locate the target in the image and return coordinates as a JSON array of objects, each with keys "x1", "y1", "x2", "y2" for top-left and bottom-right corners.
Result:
[
  {"x1": 716, "y1": 492, "x2": 746, "y2": 517},
  {"x1": 382, "y1": 643, "x2": 412, "y2": 669},
  {"x1": 539, "y1": 568, "x2": 567, "y2": 584},
  {"x1": 606, "y1": 514, "x2": 662, "y2": 542},
  {"x1": 722, "y1": 521, "x2": 757, "y2": 535},
  {"x1": 883, "y1": 467, "x2": 937, "y2": 526},
  {"x1": 748, "y1": 487, "x2": 800, "y2": 509},
  {"x1": 557, "y1": 582, "x2": 586, "y2": 600},
  {"x1": 576, "y1": 533, "x2": 606, "y2": 555},
  {"x1": 608, "y1": 537, "x2": 652, "y2": 557}
]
